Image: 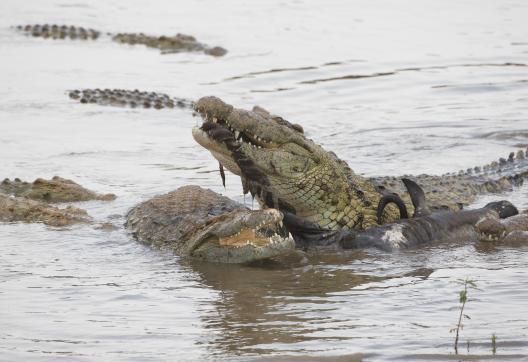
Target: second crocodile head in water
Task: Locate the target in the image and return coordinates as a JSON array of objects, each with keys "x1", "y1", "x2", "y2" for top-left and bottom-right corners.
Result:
[{"x1": 125, "y1": 186, "x2": 294, "y2": 263}]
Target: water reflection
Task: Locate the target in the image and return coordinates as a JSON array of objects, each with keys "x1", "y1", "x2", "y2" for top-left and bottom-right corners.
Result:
[
  {"x1": 189, "y1": 253, "x2": 377, "y2": 356},
  {"x1": 187, "y1": 250, "x2": 437, "y2": 357}
]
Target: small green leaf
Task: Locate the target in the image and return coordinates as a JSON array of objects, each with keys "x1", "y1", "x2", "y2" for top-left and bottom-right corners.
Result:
[
  {"x1": 467, "y1": 280, "x2": 477, "y2": 288},
  {"x1": 459, "y1": 290, "x2": 467, "y2": 303}
]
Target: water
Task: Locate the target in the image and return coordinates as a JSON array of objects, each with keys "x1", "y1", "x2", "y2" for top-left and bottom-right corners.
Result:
[{"x1": 1, "y1": 0, "x2": 528, "y2": 360}]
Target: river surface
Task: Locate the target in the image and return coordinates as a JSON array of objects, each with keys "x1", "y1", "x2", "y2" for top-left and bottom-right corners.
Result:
[{"x1": 1, "y1": 0, "x2": 528, "y2": 361}]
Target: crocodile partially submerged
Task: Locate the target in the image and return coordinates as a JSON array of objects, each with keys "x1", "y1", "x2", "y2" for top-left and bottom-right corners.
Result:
[
  {"x1": 475, "y1": 209, "x2": 528, "y2": 243},
  {"x1": 125, "y1": 185, "x2": 295, "y2": 263},
  {"x1": 192, "y1": 96, "x2": 528, "y2": 247},
  {"x1": 14, "y1": 24, "x2": 227, "y2": 56},
  {"x1": 68, "y1": 89, "x2": 192, "y2": 110},
  {"x1": 1, "y1": 176, "x2": 116, "y2": 202},
  {"x1": 15, "y1": 24, "x2": 100, "y2": 40},
  {"x1": 0, "y1": 192, "x2": 91, "y2": 227},
  {"x1": 112, "y1": 32, "x2": 227, "y2": 56},
  {"x1": 0, "y1": 176, "x2": 115, "y2": 226}
]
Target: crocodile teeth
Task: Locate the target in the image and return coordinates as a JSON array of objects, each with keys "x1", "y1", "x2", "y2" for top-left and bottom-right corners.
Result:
[
  {"x1": 234, "y1": 130, "x2": 240, "y2": 139},
  {"x1": 212, "y1": 117, "x2": 217, "y2": 123}
]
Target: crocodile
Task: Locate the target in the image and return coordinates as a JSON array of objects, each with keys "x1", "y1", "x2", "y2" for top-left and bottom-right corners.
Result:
[
  {"x1": 112, "y1": 32, "x2": 227, "y2": 56},
  {"x1": 0, "y1": 192, "x2": 91, "y2": 227},
  {"x1": 1, "y1": 176, "x2": 116, "y2": 203},
  {"x1": 191, "y1": 96, "x2": 528, "y2": 246},
  {"x1": 0, "y1": 176, "x2": 116, "y2": 226},
  {"x1": 68, "y1": 89, "x2": 193, "y2": 110},
  {"x1": 13, "y1": 24, "x2": 227, "y2": 56},
  {"x1": 125, "y1": 185, "x2": 295, "y2": 263},
  {"x1": 475, "y1": 209, "x2": 528, "y2": 243}
]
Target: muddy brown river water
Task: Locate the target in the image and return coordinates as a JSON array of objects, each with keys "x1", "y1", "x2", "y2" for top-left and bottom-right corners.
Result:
[{"x1": 1, "y1": 0, "x2": 528, "y2": 361}]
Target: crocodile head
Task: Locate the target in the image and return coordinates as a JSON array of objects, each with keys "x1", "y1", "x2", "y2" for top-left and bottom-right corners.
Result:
[
  {"x1": 125, "y1": 186, "x2": 294, "y2": 264},
  {"x1": 186, "y1": 208, "x2": 295, "y2": 263},
  {"x1": 192, "y1": 96, "x2": 395, "y2": 240}
]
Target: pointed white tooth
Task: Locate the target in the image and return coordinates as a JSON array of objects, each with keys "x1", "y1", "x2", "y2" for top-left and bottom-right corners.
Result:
[
  {"x1": 234, "y1": 130, "x2": 240, "y2": 139},
  {"x1": 212, "y1": 117, "x2": 217, "y2": 123}
]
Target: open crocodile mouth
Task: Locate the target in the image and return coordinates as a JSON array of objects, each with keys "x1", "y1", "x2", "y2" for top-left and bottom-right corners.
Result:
[
  {"x1": 189, "y1": 209, "x2": 295, "y2": 262},
  {"x1": 190, "y1": 208, "x2": 291, "y2": 249},
  {"x1": 192, "y1": 104, "x2": 286, "y2": 189},
  {"x1": 192, "y1": 112, "x2": 279, "y2": 156},
  {"x1": 215, "y1": 213, "x2": 291, "y2": 248}
]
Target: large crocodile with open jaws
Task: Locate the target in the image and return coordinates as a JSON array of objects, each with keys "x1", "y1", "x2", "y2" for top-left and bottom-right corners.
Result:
[
  {"x1": 125, "y1": 185, "x2": 295, "y2": 263},
  {"x1": 192, "y1": 96, "x2": 528, "y2": 247}
]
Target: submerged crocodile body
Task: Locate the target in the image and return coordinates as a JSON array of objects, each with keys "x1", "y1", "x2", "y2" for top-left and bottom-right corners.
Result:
[
  {"x1": 192, "y1": 96, "x2": 528, "y2": 247},
  {"x1": 0, "y1": 192, "x2": 91, "y2": 227},
  {"x1": 475, "y1": 209, "x2": 528, "y2": 243},
  {"x1": 15, "y1": 24, "x2": 100, "y2": 40},
  {"x1": 125, "y1": 185, "x2": 294, "y2": 263},
  {"x1": 68, "y1": 89, "x2": 192, "y2": 110},
  {"x1": 14, "y1": 24, "x2": 227, "y2": 56},
  {"x1": 0, "y1": 176, "x2": 116, "y2": 226},
  {"x1": 112, "y1": 33, "x2": 227, "y2": 56},
  {"x1": 1, "y1": 176, "x2": 116, "y2": 203}
]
